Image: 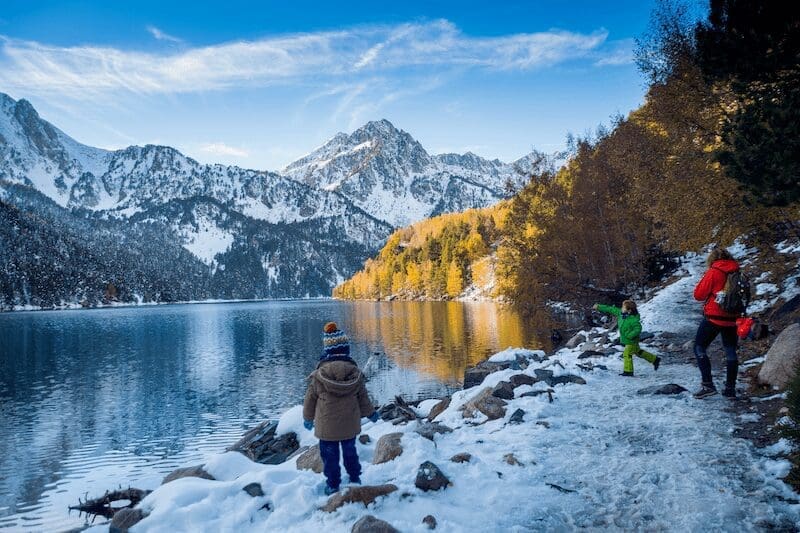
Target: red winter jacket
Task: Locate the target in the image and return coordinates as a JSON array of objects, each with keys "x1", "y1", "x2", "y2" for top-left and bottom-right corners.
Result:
[{"x1": 693, "y1": 258, "x2": 740, "y2": 327}]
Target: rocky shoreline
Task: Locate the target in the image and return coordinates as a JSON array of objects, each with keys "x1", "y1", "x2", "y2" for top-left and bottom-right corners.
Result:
[{"x1": 90, "y1": 305, "x2": 800, "y2": 532}]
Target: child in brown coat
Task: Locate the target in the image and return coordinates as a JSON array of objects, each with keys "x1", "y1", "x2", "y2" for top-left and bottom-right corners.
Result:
[{"x1": 303, "y1": 322, "x2": 378, "y2": 495}]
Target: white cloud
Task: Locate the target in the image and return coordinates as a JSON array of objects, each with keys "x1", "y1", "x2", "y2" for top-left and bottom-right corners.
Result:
[
  {"x1": 199, "y1": 142, "x2": 249, "y2": 158},
  {"x1": 146, "y1": 25, "x2": 183, "y2": 43},
  {"x1": 0, "y1": 20, "x2": 609, "y2": 100},
  {"x1": 594, "y1": 38, "x2": 635, "y2": 66}
]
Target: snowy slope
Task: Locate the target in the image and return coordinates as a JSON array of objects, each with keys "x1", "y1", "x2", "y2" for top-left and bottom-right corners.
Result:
[{"x1": 124, "y1": 266, "x2": 800, "y2": 532}]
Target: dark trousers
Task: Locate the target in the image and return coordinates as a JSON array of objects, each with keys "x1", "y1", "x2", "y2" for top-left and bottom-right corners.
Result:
[
  {"x1": 319, "y1": 437, "x2": 360, "y2": 489},
  {"x1": 694, "y1": 318, "x2": 738, "y2": 385}
]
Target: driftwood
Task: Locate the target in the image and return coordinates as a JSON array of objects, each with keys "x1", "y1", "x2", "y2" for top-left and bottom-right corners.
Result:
[{"x1": 69, "y1": 487, "x2": 151, "y2": 520}]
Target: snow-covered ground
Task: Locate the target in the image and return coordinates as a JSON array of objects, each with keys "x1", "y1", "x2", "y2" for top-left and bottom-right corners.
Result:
[{"x1": 121, "y1": 252, "x2": 800, "y2": 532}]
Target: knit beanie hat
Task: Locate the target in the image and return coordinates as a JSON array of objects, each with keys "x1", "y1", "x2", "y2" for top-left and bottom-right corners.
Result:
[{"x1": 322, "y1": 322, "x2": 350, "y2": 358}]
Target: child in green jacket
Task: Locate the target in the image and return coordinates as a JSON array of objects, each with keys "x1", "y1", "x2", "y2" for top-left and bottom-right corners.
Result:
[{"x1": 594, "y1": 300, "x2": 661, "y2": 377}]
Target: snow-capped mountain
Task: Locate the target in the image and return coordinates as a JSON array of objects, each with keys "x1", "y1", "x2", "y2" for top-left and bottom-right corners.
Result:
[
  {"x1": 0, "y1": 92, "x2": 529, "y2": 305},
  {"x1": 282, "y1": 119, "x2": 526, "y2": 227}
]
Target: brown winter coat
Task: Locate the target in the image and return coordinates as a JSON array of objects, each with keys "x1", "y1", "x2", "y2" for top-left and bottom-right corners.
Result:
[{"x1": 302, "y1": 358, "x2": 374, "y2": 441}]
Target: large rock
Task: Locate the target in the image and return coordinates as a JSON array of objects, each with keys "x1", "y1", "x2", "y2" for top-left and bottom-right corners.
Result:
[
  {"x1": 352, "y1": 515, "x2": 400, "y2": 533},
  {"x1": 427, "y1": 397, "x2": 451, "y2": 421},
  {"x1": 759, "y1": 324, "x2": 800, "y2": 388},
  {"x1": 295, "y1": 444, "x2": 323, "y2": 473},
  {"x1": 462, "y1": 387, "x2": 507, "y2": 421},
  {"x1": 378, "y1": 396, "x2": 417, "y2": 424},
  {"x1": 227, "y1": 420, "x2": 299, "y2": 464},
  {"x1": 372, "y1": 433, "x2": 404, "y2": 464},
  {"x1": 322, "y1": 484, "x2": 398, "y2": 513},
  {"x1": 161, "y1": 465, "x2": 214, "y2": 485},
  {"x1": 492, "y1": 381, "x2": 516, "y2": 400},
  {"x1": 415, "y1": 461, "x2": 451, "y2": 491},
  {"x1": 463, "y1": 366, "x2": 494, "y2": 389},
  {"x1": 637, "y1": 384, "x2": 688, "y2": 395},
  {"x1": 509, "y1": 374, "x2": 537, "y2": 388},
  {"x1": 415, "y1": 421, "x2": 453, "y2": 441},
  {"x1": 109, "y1": 508, "x2": 147, "y2": 533},
  {"x1": 565, "y1": 333, "x2": 586, "y2": 349}
]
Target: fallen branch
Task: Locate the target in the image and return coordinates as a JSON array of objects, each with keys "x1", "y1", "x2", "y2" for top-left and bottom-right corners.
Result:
[{"x1": 69, "y1": 487, "x2": 151, "y2": 519}]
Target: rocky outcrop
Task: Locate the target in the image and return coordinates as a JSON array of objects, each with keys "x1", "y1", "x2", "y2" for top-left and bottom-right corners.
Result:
[
  {"x1": 352, "y1": 515, "x2": 400, "y2": 533},
  {"x1": 227, "y1": 420, "x2": 300, "y2": 464},
  {"x1": 161, "y1": 465, "x2": 214, "y2": 485},
  {"x1": 415, "y1": 461, "x2": 451, "y2": 491},
  {"x1": 463, "y1": 354, "x2": 541, "y2": 389},
  {"x1": 378, "y1": 396, "x2": 418, "y2": 424},
  {"x1": 109, "y1": 508, "x2": 147, "y2": 533},
  {"x1": 758, "y1": 323, "x2": 800, "y2": 388},
  {"x1": 462, "y1": 387, "x2": 507, "y2": 420},
  {"x1": 373, "y1": 433, "x2": 404, "y2": 464},
  {"x1": 322, "y1": 484, "x2": 398, "y2": 513},
  {"x1": 295, "y1": 444, "x2": 323, "y2": 473}
]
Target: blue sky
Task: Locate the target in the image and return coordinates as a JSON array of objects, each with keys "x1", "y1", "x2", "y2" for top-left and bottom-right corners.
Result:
[{"x1": 0, "y1": 1, "x2": 657, "y2": 170}]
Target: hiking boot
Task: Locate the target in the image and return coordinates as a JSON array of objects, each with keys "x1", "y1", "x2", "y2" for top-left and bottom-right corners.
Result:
[
  {"x1": 348, "y1": 476, "x2": 361, "y2": 485},
  {"x1": 722, "y1": 386, "x2": 736, "y2": 399},
  {"x1": 693, "y1": 383, "x2": 718, "y2": 399},
  {"x1": 653, "y1": 357, "x2": 661, "y2": 371},
  {"x1": 619, "y1": 371, "x2": 634, "y2": 377},
  {"x1": 324, "y1": 484, "x2": 339, "y2": 496}
]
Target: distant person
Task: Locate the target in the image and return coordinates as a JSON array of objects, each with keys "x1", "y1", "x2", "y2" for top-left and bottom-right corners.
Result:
[
  {"x1": 594, "y1": 300, "x2": 661, "y2": 377},
  {"x1": 692, "y1": 248, "x2": 741, "y2": 399},
  {"x1": 303, "y1": 322, "x2": 379, "y2": 495}
]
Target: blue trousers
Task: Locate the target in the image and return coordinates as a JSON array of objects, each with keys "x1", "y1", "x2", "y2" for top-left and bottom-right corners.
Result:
[
  {"x1": 694, "y1": 318, "x2": 738, "y2": 384},
  {"x1": 319, "y1": 437, "x2": 360, "y2": 489}
]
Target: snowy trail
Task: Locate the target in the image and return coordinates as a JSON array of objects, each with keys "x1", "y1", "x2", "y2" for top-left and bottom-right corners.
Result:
[{"x1": 120, "y1": 249, "x2": 799, "y2": 532}]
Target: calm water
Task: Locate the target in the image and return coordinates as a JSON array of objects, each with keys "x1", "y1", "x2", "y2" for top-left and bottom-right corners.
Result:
[{"x1": 0, "y1": 299, "x2": 565, "y2": 531}]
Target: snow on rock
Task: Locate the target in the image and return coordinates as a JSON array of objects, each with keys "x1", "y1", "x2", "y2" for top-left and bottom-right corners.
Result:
[
  {"x1": 487, "y1": 348, "x2": 545, "y2": 363},
  {"x1": 276, "y1": 405, "x2": 317, "y2": 448}
]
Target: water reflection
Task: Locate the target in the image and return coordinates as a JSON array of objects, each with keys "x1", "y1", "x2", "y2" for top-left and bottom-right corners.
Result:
[{"x1": 0, "y1": 300, "x2": 566, "y2": 530}]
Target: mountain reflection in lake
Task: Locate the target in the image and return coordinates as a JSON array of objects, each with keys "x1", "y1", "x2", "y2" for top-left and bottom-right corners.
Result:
[{"x1": 0, "y1": 299, "x2": 568, "y2": 530}]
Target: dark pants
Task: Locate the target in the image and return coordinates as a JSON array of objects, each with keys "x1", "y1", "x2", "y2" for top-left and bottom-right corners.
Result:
[
  {"x1": 319, "y1": 437, "x2": 360, "y2": 489},
  {"x1": 694, "y1": 318, "x2": 738, "y2": 385}
]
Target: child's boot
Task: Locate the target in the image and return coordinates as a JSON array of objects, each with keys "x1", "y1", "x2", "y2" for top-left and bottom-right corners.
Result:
[
  {"x1": 653, "y1": 356, "x2": 661, "y2": 371},
  {"x1": 324, "y1": 484, "x2": 339, "y2": 495},
  {"x1": 619, "y1": 371, "x2": 634, "y2": 377}
]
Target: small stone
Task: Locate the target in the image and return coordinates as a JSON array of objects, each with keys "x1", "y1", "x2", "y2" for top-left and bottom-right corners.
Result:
[
  {"x1": 504, "y1": 453, "x2": 523, "y2": 466},
  {"x1": 508, "y1": 408, "x2": 526, "y2": 425},
  {"x1": 295, "y1": 444, "x2": 323, "y2": 473},
  {"x1": 161, "y1": 465, "x2": 214, "y2": 485},
  {"x1": 780, "y1": 407, "x2": 790, "y2": 414},
  {"x1": 351, "y1": 515, "x2": 400, "y2": 533},
  {"x1": 415, "y1": 421, "x2": 454, "y2": 441},
  {"x1": 636, "y1": 384, "x2": 688, "y2": 395},
  {"x1": 109, "y1": 508, "x2": 147, "y2": 533},
  {"x1": 578, "y1": 350, "x2": 606, "y2": 359},
  {"x1": 550, "y1": 375, "x2": 587, "y2": 386},
  {"x1": 450, "y1": 452, "x2": 472, "y2": 463},
  {"x1": 372, "y1": 433, "x2": 404, "y2": 464},
  {"x1": 322, "y1": 484, "x2": 398, "y2": 513},
  {"x1": 415, "y1": 461, "x2": 451, "y2": 492},
  {"x1": 422, "y1": 515, "x2": 438, "y2": 529},
  {"x1": 359, "y1": 434, "x2": 371, "y2": 445},
  {"x1": 536, "y1": 420, "x2": 551, "y2": 429},
  {"x1": 242, "y1": 482, "x2": 264, "y2": 497}
]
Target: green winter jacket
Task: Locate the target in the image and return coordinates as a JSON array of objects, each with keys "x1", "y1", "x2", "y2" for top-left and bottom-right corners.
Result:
[{"x1": 596, "y1": 304, "x2": 643, "y2": 346}]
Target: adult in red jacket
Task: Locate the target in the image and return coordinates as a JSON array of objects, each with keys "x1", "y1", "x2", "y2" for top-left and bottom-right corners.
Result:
[{"x1": 692, "y1": 247, "x2": 740, "y2": 399}]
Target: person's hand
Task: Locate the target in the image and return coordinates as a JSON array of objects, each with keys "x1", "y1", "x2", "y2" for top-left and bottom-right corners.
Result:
[
  {"x1": 303, "y1": 419, "x2": 314, "y2": 431},
  {"x1": 367, "y1": 411, "x2": 380, "y2": 423},
  {"x1": 592, "y1": 304, "x2": 599, "y2": 311}
]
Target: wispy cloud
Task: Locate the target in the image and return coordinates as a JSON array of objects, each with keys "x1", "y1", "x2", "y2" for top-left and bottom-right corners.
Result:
[
  {"x1": 146, "y1": 25, "x2": 183, "y2": 43},
  {"x1": 594, "y1": 38, "x2": 635, "y2": 66},
  {"x1": 199, "y1": 142, "x2": 249, "y2": 158},
  {"x1": 0, "y1": 20, "x2": 609, "y2": 100}
]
